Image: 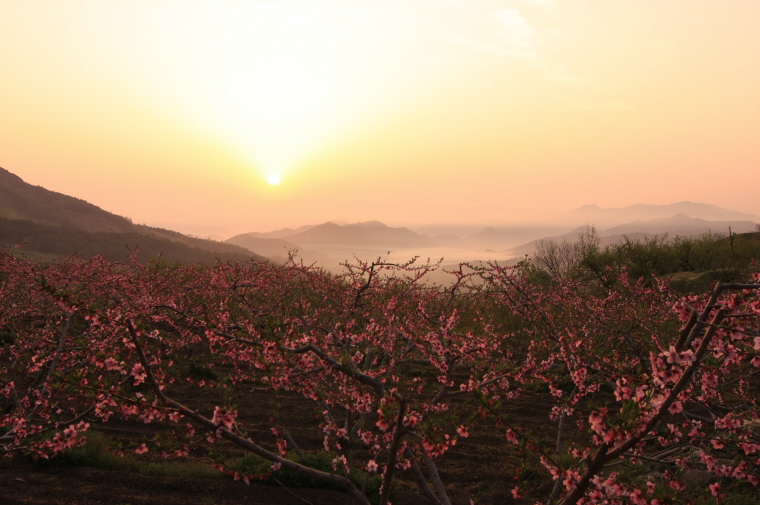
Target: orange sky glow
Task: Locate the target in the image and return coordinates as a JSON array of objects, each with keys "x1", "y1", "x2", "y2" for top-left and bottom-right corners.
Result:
[{"x1": 2, "y1": 1, "x2": 759, "y2": 236}]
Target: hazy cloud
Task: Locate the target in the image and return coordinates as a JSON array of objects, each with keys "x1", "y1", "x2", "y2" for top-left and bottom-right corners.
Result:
[
  {"x1": 442, "y1": 6, "x2": 538, "y2": 61},
  {"x1": 565, "y1": 98, "x2": 637, "y2": 112},
  {"x1": 495, "y1": 8, "x2": 535, "y2": 54},
  {"x1": 515, "y1": 0, "x2": 554, "y2": 7}
]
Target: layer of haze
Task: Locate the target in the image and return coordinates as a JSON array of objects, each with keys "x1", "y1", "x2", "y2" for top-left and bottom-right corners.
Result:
[{"x1": 2, "y1": 1, "x2": 759, "y2": 237}]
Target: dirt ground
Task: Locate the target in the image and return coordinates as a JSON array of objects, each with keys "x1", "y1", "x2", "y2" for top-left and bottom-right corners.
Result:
[{"x1": 0, "y1": 372, "x2": 559, "y2": 505}]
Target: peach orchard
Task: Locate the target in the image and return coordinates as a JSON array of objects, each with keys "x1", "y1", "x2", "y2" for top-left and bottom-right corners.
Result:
[{"x1": 1, "y1": 249, "x2": 758, "y2": 505}]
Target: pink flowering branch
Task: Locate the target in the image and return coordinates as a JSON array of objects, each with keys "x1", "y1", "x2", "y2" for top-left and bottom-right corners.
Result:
[
  {"x1": 558, "y1": 283, "x2": 737, "y2": 505},
  {"x1": 125, "y1": 319, "x2": 371, "y2": 505}
]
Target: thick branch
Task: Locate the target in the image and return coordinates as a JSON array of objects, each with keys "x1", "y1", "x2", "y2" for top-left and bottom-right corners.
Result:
[
  {"x1": 403, "y1": 447, "x2": 443, "y2": 505},
  {"x1": 425, "y1": 456, "x2": 452, "y2": 505},
  {"x1": 379, "y1": 398, "x2": 407, "y2": 505},
  {"x1": 126, "y1": 320, "x2": 369, "y2": 505},
  {"x1": 558, "y1": 308, "x2": 726, "y2": 505}
]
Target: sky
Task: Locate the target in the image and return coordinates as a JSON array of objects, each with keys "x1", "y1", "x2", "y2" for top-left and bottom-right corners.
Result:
[{"x1": 1, "y1": 0, "x2": 759, "y2": 237}]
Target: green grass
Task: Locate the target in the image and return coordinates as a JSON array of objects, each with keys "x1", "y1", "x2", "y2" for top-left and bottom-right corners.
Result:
[
  {"x1": 34, "y1": 431, "x2": 223, "y2": 480},
  {"x1": 35, "y1": 431, "x2": 386, "y2": 501}
]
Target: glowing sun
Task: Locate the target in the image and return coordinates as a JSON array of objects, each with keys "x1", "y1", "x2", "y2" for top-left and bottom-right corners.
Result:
[{"x1": 266, "y1": 174, "x2": 283, "y2": 186}]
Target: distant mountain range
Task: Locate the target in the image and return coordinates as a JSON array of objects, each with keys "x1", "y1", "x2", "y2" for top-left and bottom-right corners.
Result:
[
  {"x1": 0, "y1": 167, "x2": 266, "y2": 264},
  {"x1": 558, "y1": 202, "x2": 759, "y2": 229},
  {"x1": 508, "y1": 214, "x2": 759, "y2": 258},
  {"x1": 3, "y1": 165, "x2": 758, "y2": 266},
  {"x1": 226, "y1": 221, "x2": 437, "y2": 263},
  {"x1": 228, "y1": 203, "x2": 759, "y2": 265},
  {"x1": 603, "y1": 213, "x2": 757, "y2": 236}
]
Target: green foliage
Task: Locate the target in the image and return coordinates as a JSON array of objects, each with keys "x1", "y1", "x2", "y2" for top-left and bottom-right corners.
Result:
[
  {"x1": 231, "y1": 451, "x2": 383, "y2": 502},
  {"x1": 0, "y1": 327, "x2": 14, "y2": 346},
  {"x1": 531, "y1": 229, "x2": 760, "y2": 292},
  {"x1": 34, "y1": 431, "x2": 223, "y2": 479},
  {"x1": 33, "y1": 432, "x2": 141, "y2": 472},
  {"x1": 588, "y1": 235, "x2": 679, "y2": 279},
  {"x1": 0, "y1": 206, "x2": 20, "y2": 220},
  {"x1": 141, "y1": 460, "x2": 223, "y2": 479},
  {"x1": 187, "y1": 363, "x2": 219, "y2": 380},
  {"x1": 720, "y1": 491, "x2": 760, "y2": 505}
]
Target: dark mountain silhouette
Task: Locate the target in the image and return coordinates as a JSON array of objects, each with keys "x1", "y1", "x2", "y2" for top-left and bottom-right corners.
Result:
[
  {"x1": 0, "y1": 167, "x2": 135, "y2": 233},
  {"x1": 0, "y1": 166, "x2": 266, "y2": 264},
  {"x1": 284, "y1": 221, "x2": 433, "y2": 248},
  {"x1": 241, "y1": 224, "x2": 317, "y2": 239}
]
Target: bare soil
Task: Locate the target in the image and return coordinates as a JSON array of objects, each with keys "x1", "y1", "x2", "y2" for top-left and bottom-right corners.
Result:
[{"x1": 1, "y1": 373, "x2": 560, "y2": 505}]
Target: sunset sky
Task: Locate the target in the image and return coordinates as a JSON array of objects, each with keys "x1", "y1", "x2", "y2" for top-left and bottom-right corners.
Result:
[{"x1": 2, "y1": 1, "x2": 759, "y2": 236}]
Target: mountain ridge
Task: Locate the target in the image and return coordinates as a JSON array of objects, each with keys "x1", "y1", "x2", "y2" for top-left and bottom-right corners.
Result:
[
  {"x1": 0, "y1": 166, "x2": 136, "y2": 233},
  {"x1": 0, "y1": 166, "x2": 266, "y2": 264}
]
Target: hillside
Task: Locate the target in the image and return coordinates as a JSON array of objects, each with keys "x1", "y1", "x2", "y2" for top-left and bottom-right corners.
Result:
[
  {"x1": 602, "y1": 213, "x2": 758, "y2": 235},
  {"x1": 0, "y1": 167, "x2": 135, "y2": 233},
  {"x1": 0, "y1": 167, "x2": 266, "y2": 264}
]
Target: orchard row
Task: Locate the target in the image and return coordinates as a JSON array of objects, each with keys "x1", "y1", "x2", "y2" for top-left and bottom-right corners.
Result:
[{"x1": 1, "y1": 250, "x2": 758, "y2": 504}]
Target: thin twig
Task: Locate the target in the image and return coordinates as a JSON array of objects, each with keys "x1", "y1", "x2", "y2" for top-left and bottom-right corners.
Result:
[{"x1": 271, "y1": 477, "x2": 315, "y2": 505}]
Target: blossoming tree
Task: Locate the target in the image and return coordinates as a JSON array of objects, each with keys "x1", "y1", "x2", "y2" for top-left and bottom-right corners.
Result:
[{"x1": 1, "y1": 249, "x2": 757, "y2": 504}]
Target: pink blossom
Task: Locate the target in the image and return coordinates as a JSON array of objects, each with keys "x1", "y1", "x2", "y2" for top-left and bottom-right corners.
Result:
[
  {"x1": 121, "y1": 405, "x2": 139, "y2": 416},
  {"x1": 376, "y1": 417, "x2": 392, "y2": 431},
  {"x1": 130, "y1": 363, "x2": 147, "y2": 385},
  {"x1": 668, "y1": 479, "x2": 685, "y2": 491},
  {"x1": 630, "y1": 488, "x2": 646, "y2": 505},
  {"x1": 709, "y1": 482, "x2": 721, "y2": 496},
  {"x1": 668, "y1": 401, "x2": 683, "y2": 414},
  {"x1": 663, "y1": 346, "x2": 682, "y2": 365},
  {"x1": 211, "y1": 406, "x2": 237, "y2": 428},
  {"x1": 332, "y1": 454, "x2": 349, "y2": 473},
  {"x1": 589, "y1": 410, "x2": 606, "y2": 435}
]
